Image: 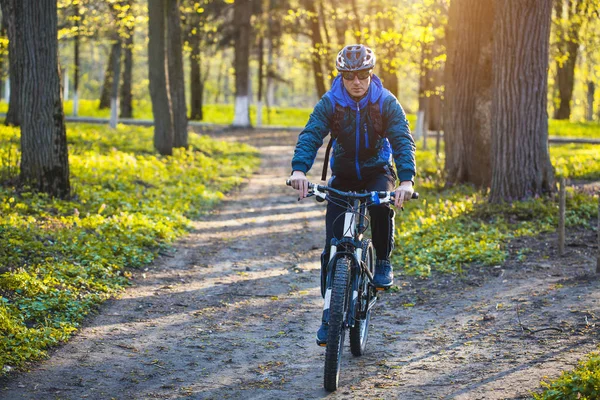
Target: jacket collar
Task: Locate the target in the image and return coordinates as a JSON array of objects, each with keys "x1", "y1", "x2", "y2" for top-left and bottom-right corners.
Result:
[{"x1": 327, "y1": 74, "x2": 384, "y2": 111}]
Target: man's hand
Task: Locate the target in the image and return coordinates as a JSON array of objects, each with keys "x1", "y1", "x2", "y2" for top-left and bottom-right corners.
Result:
[
  {"x1": 289, "y1": 171, "x2": 309, "y2": 200},
  {"x1": 394, "y1": 181, "x2": 414, "y2": 209}
]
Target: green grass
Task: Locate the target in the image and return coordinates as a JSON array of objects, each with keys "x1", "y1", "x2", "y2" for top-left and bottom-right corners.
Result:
[
  {"x1": 0, "y1": 123, "x2": 259, "y2": 372},
  {"x1": 551, "y1": 143, "x2": 600, "y2": 180},
  {"x1": 549, "y1": 119, "x2": 600, "y2": 139},
  {"x1": 0, "y1": 100, "x2": 418, "y2": 129},
  {"x1": 394, "y1": 142, "x2": 598, "y2": 277},
  {"x1": 533, "y1": 352, "x2": 600, "y2": 399}
]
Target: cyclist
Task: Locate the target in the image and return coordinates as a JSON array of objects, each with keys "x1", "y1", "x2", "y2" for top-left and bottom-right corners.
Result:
[{"x1": 289, "y1": 44, "x2": 417, "y2": 346}]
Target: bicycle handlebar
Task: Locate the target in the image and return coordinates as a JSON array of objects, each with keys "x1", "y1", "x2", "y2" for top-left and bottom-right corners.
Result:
[{"x1": 285, "y1": 179, "x2": 419, "y2": 201}]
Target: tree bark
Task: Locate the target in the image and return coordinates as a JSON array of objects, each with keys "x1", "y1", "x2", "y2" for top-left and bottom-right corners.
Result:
[
  {"x1": 189, "y1": 32, "x2": 202, "y2": 120},
  {"x1": 148, "y1": 0, "x2": 173, "y2": 155},
  {"x1": 329, "y1": 0, "x2": 346, "y2": 47},
  {"x1": 553, "y1": 39, "x2": 579, "y2": 120},
  {"x1": 303, "y1": 0, "x2": 327, "y2": 98},
  {"x1": 119, "y1": 3, "x2": 134, "y2": 119},
  {"x1": 232, "y1": 0, "x2": 252, "y2": 127},
  {"x1": 1, "y1": 0, "x2": 20, "y2": 126},
  {"x1": 99, "y1": 40, "x2": 120, "y2": 110},
  {"x1": 16, "y1": 0, "x2": 69, "y2": 198},
  {"x1": 376, "y1": 6, "x2": 398, "y2": 96},
  {"x1": 552, "y1": 0, "x2": 584, "y2": 120},
  {"x1": 109, "y1": 41, "x2": 121, "y2": 129},
  {"x1": 167, "y1": 0, "x2": 187, "y2": 147},
  {"x1": 586, "y1": 81, "x2": 595, "y2": 121},
  {"x1": 490, "y1": 0, "x2": 555, "y2": 202},
  {"x1": 73, "y1": 2, "x2": 80, "y2": 116},
  {"x1": 443, "y1": 0, "x2": 494, "y2": 187}
]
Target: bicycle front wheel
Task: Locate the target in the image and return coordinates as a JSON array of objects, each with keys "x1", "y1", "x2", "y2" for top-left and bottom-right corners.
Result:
[
  {"x1": 350, "y1": 239, "x2": 374, "y2": 356},
  {"x1": 324, "y1": 256, "x2": 351, "y2": 392}
]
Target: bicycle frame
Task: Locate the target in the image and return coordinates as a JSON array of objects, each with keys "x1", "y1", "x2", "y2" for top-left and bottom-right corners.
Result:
[{"x1": 322, "y1": 195, "x2": 376, "y2": 330}]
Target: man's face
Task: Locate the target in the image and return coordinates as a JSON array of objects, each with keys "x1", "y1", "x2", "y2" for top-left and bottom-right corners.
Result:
[{"x1": 342, "y1": 70, "x2": 371, "y2": 99}]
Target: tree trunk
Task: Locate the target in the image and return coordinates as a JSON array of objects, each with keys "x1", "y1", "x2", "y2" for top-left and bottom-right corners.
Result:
[
  {"x1": 329, "y1": 0, "x2": 346, "y2": 47},
  {"x1": 490, "y1": 0, "x2": 554, "y2": 202},
  {"x1": 109, "y1": 41, "x2": 121, "y2": 129},
  {"x1": 552, "y1": 0, "x2": 585, "y2": 120},
  {"x1": 73, "y1": 2, "x2": 80, "y2": 116},
  {"x1": 148, "y1": 0, "x2": 173, "y2": 155},
  {"x1": 1, "y1": 0, "x2": 20, "y2": 126},
  {"x1": 16, "y1": 0, "x2": 69, "y2": 198},
  {"x1": 586, "y1": 81, "x2": 595, "y2": 121},
  {"x1": 443, "y1": 0, "x2": 494, "y2": 187},
  {"x1": 0, "y1": 17, "x2": 5, "y2": 97},
  {"x1": 350, "y1": 0, "x2": 362, "y2": 42},
  {"x1": 553, "y1": 39, "x2": 578, "y2": 120},
  {"x1": 99, "y1": 41, "x2": 120, "y2": 110},
  {"x1": 189, "y1": 24, "x2": 202, "y2": 120},
  {"x1": 257, "y1": 35, "x2": 264, "y2": 126},
  {"x1": 232, "y1": 0, "x2": 252, "y2": 127},
  {"x1": 119, "y1": 9, "x2": 134, "y2": 119},
  {"x1": 303, "y1": 0, "x2": 327, "y2": 98},
  {"x1": 167, "y1": 0, "x2": 187, "y2": 147},
  {"x1": 376, "y1": 5, "x2": 398, "y2": 96}
]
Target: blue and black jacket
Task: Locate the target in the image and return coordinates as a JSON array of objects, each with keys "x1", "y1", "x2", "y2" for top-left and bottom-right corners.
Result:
[{"x1": 291, "y1": 74, "x2": 416, "y2": 183}]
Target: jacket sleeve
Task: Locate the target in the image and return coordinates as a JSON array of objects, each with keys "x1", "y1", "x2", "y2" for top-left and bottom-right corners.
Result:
[
  {"x1": 383, "y1": 96, "x2": 416, "y2": 184},
  {"x1": 291, "y1": 96, "x2": 333, "y2": 174}
]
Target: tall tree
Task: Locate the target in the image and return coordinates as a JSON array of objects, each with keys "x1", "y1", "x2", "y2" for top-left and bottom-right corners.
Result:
[
  {"x1": 119, "y1": 0, "x2": 134, "y2": 119},
  {"x1": 232, "y1": 0, "x2": 252, "y2": 127},
  {"x1": 552, "y1": 0, "x2": 591, "y2": 120},
  {"x1": 98, "y1": 40, "x2": 120, "y2": 109},
  {"x1": 167, "y1": 0, "x2": 188, "y2": 147},
  {"x1": 303, "y1": 0, "x2": 327, "y2": 98},
  {"x1": 443, "y1": 0, "x2": 494, "y2": 187},
  {"x1": 73, "y1": 1, "x2": 81, "y2": 116},
  {"x1": 148, "y1": 0, "x2": 173, "y2": 155},
  {"x1": 1, "y1": 0, "x2": 20, "y2": 126},
  {"x1": 490, "y1": 0, "x2": 554, "y2": 202},
  {"x1": 15, "y1": 0, "x2": 70, "y2": 198}
]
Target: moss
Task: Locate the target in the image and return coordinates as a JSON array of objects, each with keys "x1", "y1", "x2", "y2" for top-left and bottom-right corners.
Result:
[{"x1": 0, "y1": 123, "x2": 259, "y2": 372}]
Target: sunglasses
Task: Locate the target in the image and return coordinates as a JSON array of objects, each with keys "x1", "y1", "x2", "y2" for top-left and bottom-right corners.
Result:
[{"x1": 341, "y1": 70, "x2": 372, "y2": 81}]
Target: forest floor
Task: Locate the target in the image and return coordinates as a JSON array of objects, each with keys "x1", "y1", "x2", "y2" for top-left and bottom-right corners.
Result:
[{"x1": 1, "y1": 128, "x2": 599, "y2": 400}]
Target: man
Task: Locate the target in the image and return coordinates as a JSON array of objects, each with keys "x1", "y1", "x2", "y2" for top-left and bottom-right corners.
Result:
[{"x1": 289, "y1": 44, "x2": 416, "y2": 345}]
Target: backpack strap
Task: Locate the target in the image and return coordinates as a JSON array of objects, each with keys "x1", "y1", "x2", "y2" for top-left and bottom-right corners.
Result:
[{"x1": 321, "y1": 103, "x2": 346, "y2": 181}]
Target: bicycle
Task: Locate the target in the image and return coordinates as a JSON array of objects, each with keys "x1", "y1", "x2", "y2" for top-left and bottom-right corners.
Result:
[{"x1": 286, "y1": 180, "x2": 418, "y2": 391}]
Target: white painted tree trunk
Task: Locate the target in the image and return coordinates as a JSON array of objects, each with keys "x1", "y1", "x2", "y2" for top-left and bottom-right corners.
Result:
[
  {"x1": 63, "y1": 71, "x2": 69, "y2": 100},
  {"x1": 256, "y1": 100, "x2": 263, "y2": 126},
  {"x1": 232, "y1": 95, "x2": 250, "y2": 127},
  {"x1": 110, "y1": 97, "x2": 119, "y2": 129},
  {"x1": 73, "y1": 91, "x2": 79, "y2": 116},
  {"x1": 415, "y1": 110, "x2": 425, "y2": 140},
  {"x1": 4, "y1": 78, "x2": 10, "y2": 102}
]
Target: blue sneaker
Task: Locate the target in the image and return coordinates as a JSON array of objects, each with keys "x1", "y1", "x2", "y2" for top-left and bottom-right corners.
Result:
[
  {"x1": 373, "y1": 260, "x2": 393, "y2": 288},
  {"x1": 316, "y1": 323, "x2": 328, "y2": 346}
]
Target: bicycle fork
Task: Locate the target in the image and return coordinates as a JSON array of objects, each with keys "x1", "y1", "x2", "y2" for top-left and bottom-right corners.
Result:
[{"x1": 322, "y1": 210, "x2": 362, "y2": 329}]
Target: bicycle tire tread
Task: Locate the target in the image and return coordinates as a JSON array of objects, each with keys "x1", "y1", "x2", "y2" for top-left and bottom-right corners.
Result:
[{"x1": 323, "y1": 257, "x2": 350, "y2": 392}]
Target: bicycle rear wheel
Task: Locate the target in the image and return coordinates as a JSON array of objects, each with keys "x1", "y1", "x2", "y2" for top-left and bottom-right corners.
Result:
[
  {"x1": 350, "y1": 240, "x2": 374, "y2": 356},
  {"x1": 324, "y1": 256, "x2": 351, "y2": 392}
]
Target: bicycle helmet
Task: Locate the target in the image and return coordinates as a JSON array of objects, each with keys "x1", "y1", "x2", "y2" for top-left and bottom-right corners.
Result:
[{"x1": 336, "y1": 44, "x2": 376, "y2": 72}]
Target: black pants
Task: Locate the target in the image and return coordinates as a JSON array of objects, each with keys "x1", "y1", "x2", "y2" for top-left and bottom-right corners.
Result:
[{"x1": 323, "y1": 167, "x2": 396, "y2": 264}]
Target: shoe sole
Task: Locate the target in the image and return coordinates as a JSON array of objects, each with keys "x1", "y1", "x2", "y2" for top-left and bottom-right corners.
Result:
[{"x1": 375, "y1": 280, "x2": 394, "y2": 291}]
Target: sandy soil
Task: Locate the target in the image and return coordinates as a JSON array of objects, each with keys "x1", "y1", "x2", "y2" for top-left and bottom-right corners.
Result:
[{"x1": 1, "y1": 128, "x2": 599, "y2": 400}]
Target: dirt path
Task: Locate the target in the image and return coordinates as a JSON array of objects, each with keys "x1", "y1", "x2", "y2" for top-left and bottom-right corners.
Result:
[{"x1": 2, "y1": 129, "x2": 599, "y2": 400}]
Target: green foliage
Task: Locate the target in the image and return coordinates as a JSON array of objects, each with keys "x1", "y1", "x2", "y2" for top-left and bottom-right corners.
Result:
[
  {"x1": 0, "y1": 123, "x2": 259, "y2": 372},
  {"x1": 533, "y1": 353, "x2": 600, "y2": 399},
  {"x1": 549, "y1": 120, "x2": 600, "y2": 139},
  {"x1": 551, "y1": 144, "x2": 600, "y2": 180},
  {"x1": 395, "y1": 143, "x2": 598, "y2": 277}
]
